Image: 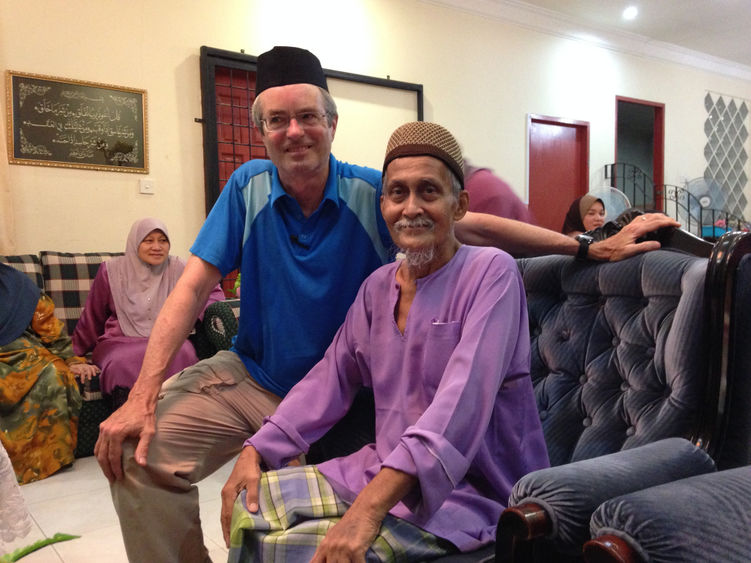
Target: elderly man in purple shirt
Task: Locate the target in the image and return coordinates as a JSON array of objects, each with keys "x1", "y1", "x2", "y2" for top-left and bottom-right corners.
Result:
[{"x1": 222, "y1": 121, "x2": 550, "y2": 561}]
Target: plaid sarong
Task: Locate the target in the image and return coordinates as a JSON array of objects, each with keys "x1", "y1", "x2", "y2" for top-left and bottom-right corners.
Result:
[{"x1": 228, "y1": 466, "x2": 456, "y2": 562}]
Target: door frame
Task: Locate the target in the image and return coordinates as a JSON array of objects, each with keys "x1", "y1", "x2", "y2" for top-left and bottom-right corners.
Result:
[{"x1": 615, "y1": 96, "x2": 665, "y2": 203}]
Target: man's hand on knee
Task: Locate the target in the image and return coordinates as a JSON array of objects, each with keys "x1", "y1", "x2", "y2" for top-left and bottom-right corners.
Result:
[
  {"x1": 221, "y1": 445, "x2": 263, "y2": 548},
  {"x1": 311, "y1": 507, "x2": 380, "y2": 563},
  {"x1": 94, "y1": 394, "x2": 156, "y2": 482}
]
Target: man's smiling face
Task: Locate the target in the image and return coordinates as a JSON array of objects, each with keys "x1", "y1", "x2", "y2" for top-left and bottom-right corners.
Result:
[{"x1": 257, "y1": 83, "x2": 337, "y2": 182}]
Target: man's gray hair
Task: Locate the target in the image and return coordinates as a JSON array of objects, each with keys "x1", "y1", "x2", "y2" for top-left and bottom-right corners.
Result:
[
  {"x1": 252, "y1": 86, "x2": 338, "y2": 132},
  {"x1": 447, "y1": 170, "x2": 462, "y2": 199}
]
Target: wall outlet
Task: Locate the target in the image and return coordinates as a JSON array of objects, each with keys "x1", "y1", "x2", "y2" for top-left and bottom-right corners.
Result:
[{"x1": 139, "y1": 178, "x2": 155, "y2": 195}]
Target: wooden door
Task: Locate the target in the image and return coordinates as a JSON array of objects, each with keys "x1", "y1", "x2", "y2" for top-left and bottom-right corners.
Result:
[{"x1": 528, "y1": 115, "x2": 590, "y2": 232}]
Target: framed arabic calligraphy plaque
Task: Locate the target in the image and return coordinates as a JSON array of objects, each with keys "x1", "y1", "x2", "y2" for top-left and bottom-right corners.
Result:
[{"x1": 6, "y1": 71, "x2": 148, "y2": 173}]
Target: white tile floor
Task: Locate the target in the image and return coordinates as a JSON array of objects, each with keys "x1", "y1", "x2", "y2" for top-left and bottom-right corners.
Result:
[{"x1": 1, "y1": 455, "x2": 236, "y2": 562}]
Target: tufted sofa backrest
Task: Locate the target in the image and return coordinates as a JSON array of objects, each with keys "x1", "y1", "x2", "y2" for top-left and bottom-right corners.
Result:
[{"x1": 517, "y1": 249, "x2": 709, "y2": 467}]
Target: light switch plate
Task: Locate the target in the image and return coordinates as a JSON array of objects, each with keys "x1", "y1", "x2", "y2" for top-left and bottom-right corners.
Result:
[{"x1": 139, "y1": 178, "x2": 155, "y2": 194}]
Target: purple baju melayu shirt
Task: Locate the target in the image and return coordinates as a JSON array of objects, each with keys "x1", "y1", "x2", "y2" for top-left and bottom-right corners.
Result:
[{"x1": 247, "y1": 245, "x2": 549, "y2": 551}]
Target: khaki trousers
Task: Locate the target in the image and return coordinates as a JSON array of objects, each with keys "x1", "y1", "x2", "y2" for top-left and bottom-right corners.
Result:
[{"x1": 111, "y1": 351, "x2": 282, "y2": 563}]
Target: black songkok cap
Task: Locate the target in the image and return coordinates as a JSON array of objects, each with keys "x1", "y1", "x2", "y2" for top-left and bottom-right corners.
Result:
[{"x1": 255, "y1": 46, "x2": 328, "y2": 95}]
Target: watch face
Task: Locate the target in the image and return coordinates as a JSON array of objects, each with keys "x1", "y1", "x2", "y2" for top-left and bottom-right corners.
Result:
[{"x1": 576, "y1": 234, "x2": 594, "y2": 244}]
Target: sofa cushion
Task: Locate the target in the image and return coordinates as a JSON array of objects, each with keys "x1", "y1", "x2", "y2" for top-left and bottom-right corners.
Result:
[
  {"x1": 40, "y1": 251, "x2": 122, "y2": 335},
  {"x1": 0, "y1": 254, "x2": 44, "y2": 289}
]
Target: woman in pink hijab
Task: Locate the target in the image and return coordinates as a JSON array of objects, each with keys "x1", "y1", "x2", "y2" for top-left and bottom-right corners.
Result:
[{"x1": 73, "y1": 218, "x2": 224, "y2": 407}]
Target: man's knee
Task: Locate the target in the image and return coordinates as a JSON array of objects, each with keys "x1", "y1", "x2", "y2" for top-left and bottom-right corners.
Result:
[
  {"x1": 114, "y1": 436, "x2": 194, "y2": 494},
  {"x1": 159, "y1": 350, "x2": 248, "y2": 400}
]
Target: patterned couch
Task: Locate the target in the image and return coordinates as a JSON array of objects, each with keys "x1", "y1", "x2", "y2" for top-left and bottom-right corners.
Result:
[{"x1": 1, "y1": 251, "x2": 124, "y2": 458}]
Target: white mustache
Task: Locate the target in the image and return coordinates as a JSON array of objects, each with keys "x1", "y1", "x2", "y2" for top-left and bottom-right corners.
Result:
[{"x1": 394, "y1": 217, "x2": 435, "y2": 231}]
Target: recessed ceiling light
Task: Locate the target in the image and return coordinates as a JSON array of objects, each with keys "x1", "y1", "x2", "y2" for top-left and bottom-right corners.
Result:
[{"x1": 623, "y1": 6, "x2": 638, "y2": 20}]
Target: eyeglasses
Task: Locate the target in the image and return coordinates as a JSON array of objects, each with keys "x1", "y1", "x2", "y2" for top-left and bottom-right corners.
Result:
[{"x1": 261, "y1": 111, "x2": 329, "y2": 132}]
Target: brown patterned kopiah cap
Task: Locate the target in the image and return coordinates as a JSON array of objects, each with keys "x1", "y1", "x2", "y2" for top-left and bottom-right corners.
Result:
[{"x1": 383, "y1": 121, "x2": 464, "y2": 187}]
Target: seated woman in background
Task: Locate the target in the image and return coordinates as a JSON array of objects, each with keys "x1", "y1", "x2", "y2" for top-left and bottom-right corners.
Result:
[
  {"x1": 72, "y1": 217, "x2": 224, "y2": 408},
  {"x1": 0, "y1": 263, "x2": 97, "y2": 484},
  {"x1": 562, "y1": 194, "x2": 606, "y2": 236}
]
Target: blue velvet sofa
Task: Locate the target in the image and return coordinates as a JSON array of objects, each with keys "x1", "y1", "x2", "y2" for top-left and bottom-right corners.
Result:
[{"x1": 497, "y1": 231, "x2": 751, "y2": 562}]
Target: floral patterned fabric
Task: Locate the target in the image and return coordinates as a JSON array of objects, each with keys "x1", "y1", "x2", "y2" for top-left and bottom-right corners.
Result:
[{"x1": 0, "y1": 294, "x2": 83, "y2": 484}]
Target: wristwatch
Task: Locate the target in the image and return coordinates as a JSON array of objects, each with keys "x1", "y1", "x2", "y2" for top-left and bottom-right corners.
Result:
[{"x1": 575, "y1": 234, "x2": 594, "y2": 260}]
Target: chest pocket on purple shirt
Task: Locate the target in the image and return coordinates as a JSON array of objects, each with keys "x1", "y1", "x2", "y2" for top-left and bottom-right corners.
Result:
[{"x1": 421, "y1": 320, "x2": 462, "y2": 393}]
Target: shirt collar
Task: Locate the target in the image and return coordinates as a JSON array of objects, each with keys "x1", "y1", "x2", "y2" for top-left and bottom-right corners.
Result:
[{"x1": 270, "y1": 154, "x2": 341, "y2": 210}]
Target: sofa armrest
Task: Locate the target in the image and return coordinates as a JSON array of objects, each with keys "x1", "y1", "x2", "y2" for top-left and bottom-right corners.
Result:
[
  {"x1": 499, "y1": 502, "x2": 550, "y2": 541},
  {"x1": 500, "y1": 438, "x2": 715, "y2": 556},
  {"x1": 587, "y1": 465, "x2": 751, "y2": 563},
  {"x1": 495, "y1": 502, "x2": 553, "y2": 563},
  {"x1": 583, "y1": 534, "x2": 641, "y2": 563}
]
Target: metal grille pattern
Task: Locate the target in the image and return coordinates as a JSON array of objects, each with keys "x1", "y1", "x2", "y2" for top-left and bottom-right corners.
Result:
[
  {"x1": 704, "y1": 93, "x2": 749, "y2": 217},
  {"x1": 213, "y1": 65, "x2": 268, "y2": 296},
  {"x1": 214, "y1": 66, "x2": 267, "y2": 191}
]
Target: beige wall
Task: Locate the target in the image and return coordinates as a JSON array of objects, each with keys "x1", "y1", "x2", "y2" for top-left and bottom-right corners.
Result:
[{"x1": 2, "y1": 0, "x2": 750, "y2": 255}]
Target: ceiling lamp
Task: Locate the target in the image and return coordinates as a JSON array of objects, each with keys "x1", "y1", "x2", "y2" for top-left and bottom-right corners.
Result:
[{"x1": 622, "y1": 6, "x2": 638, "y2": 20}]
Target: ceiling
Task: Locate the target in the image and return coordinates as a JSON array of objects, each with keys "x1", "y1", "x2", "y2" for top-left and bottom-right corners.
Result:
[
  {"x1": 434, "y1": 0, "x2": 751, "y2": 80},
  {"x1": 520, "y1": 0, "x2": 751, "y2": 67}
]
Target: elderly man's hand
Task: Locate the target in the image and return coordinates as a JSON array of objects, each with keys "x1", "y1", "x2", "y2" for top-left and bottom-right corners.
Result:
[
  {"x1": 221, "y1": 446, "x2": 263, "y2": 548},
  {"x1": 310, "y1": 504, "x2": 382, "y2": 563},
  {"x1": 94, "y1": 394, "x2": 156, "y2": 482},
  {"x1": 588, "y1": 213, "x2": 680, "y2": 262}
]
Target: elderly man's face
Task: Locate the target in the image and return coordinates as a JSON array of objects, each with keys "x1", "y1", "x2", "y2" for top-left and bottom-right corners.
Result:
[
  {"x1": 257, "y1": 83, "x2": 337, "y2": 181},
  {"x1": 381, "y1": 156, "x2": 468, "y2": 265}
]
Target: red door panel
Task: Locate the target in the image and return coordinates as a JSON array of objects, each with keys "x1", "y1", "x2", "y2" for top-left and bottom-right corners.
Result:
[{"x1": 528, "y1": 116, "x2": 589, "y2": 232}]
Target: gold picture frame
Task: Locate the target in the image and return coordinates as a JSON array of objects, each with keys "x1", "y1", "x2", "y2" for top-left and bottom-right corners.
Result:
[{"x1": 6, "y1": 70, "x2": 148, "y2": 173}]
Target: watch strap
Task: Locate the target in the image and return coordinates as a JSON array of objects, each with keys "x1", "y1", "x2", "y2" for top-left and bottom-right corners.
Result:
[{"x1": 576, "y1": 235, "x2": 593, "y2": 260}]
